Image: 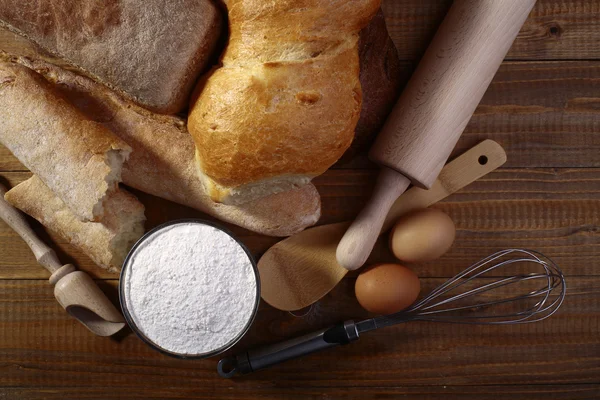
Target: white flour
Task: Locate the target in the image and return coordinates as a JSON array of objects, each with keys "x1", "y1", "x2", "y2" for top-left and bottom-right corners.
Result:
[{"x1": 122, "y1": 222, "x2": 258, "y2": 355}]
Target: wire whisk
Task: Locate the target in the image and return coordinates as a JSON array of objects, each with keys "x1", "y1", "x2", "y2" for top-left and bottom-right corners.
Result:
[
  {"x1": 366, "y1": 249, "x2": 566, "y2": 331},
  {"x1": 219, "y1": 249, "x2": 567, "y2": 377}
]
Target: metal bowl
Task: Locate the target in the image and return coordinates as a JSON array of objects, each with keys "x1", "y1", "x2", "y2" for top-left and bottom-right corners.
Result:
[{"x1": 119, "y1": 219, "x2": 261, "y2": 359}]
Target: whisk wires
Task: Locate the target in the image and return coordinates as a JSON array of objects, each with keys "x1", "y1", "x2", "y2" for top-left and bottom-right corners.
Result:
[{"x1": 360, "y1": 249, "x2": 566, "y2": 332}]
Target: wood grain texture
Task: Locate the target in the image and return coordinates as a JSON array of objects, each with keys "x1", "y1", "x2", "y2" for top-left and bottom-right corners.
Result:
[
  {"x1": 383, "y1": 0, "x2": 600, "y2": 61},
  {"x1": 0, "y1": 277, "x2": 597, "y2": 389},
  {"x1": 0, "y1": 1, "x2": 599, "y2": 398},
  {"x1": 2, "y1": 386, "x2": 600, "y2": 400},
  {"x1": 0, "y1": 181, "x2": 63, "y2": 273},
  {"x1": 339, "y1": 0, "x2": 536, "y2": 271},
  {"x1": 261, "y1": 140, "x2": 509, "y2": 311},
  {"x1": 371, "y1": 0, "x2": 535, "y2": 185},
  {"x1": 338, "y1": 60, "x2": 600, "y2": 169}
]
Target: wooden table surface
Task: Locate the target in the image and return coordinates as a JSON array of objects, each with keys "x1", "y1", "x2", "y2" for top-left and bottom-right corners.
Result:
[{"x1": 1, "y1": 1, "x2": 599, "y2": 399}]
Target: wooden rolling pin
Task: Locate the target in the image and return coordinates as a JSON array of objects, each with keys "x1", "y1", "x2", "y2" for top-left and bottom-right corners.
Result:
[
  {"x1": 336, "y1": 0, "x2": 537, "y2": 270},
  {"x1": 0, "y1": 183, "x2": 125, "y2": 336}
]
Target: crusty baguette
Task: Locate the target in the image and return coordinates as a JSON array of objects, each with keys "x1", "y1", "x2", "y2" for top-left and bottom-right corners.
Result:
[
  {"x1": 0, "y1": 61, "x2": 131, "y2": 222},
  {"x1": 5, "y1": 175, "x2": 145, "y2": 273},
  {"x1": 188, "y1": 0, "x2": 381, "y2": 205},
  {"x1": 1, "y1": 53, "x2": 321, "y2": 237},
  {"x1": 0, "y1": 0, "x2": 222, "y2": 114}
]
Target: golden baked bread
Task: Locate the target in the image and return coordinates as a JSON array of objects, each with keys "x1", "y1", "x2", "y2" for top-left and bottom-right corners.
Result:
[
  {"x1": 2, "y1": 53, "x2": 321, "y2": 237},
  {"x1": 188, "y1": 0, "x2": 381, "y2": 204}
]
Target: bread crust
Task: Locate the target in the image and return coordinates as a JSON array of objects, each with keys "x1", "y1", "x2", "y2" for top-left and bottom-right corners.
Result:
[
  {"x1": 0, "y1": 0, "x2": 223, "y2": 113},
  {"x1": 342, "y1": 9, "x2": 404, "y2": 162},
  {"x1": 5, "y1": 175, "x2": 145, "y2": 273},
  {"x1": 188, "y1": 0, "x2": 381, "y2": 204},
  {"x1": 2, "y1": 53, "x2": 321, "y2": 237},
  {"x1": 0, "y1": 61, "x2": 131, "y2": 222}
]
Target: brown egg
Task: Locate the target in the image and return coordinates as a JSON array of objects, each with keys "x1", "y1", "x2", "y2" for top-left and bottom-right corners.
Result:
[
  {"x1": 355, "y1": 263, "x2": 420, "y2": 314},
  {"x1": 389, "y1": 208, "x2": 456, "y2": 263}
]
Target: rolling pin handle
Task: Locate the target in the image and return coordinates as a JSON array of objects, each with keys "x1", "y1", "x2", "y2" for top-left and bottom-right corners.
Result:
[
  {"x1": 336, "y1": 168, "x2": 410, "y2": 271},
  {"x1": 337, "y1": 0, "x2": 535, "y2": 272}
]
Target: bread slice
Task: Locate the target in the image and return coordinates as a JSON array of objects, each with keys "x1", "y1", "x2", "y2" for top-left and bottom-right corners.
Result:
[
  {"x1": 0, "y1": 61, "x2": 131, "y2": 222},
  {"x1": 188, "y1": 0, "x2": 381, "y2": 205},
  {"x1": 0, "y1": 0, "x2": 222, "y2": 114},
  {"x1": 2, "y1": 53, "x2": 321, "y2": 237},
  {"x1": 5, "y1": 175, "x2": 145, "y2": 273}
]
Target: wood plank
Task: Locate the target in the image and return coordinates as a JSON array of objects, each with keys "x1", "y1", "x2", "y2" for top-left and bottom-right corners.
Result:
[
  {"x1": 1, "y1": 385, "x2": 599, "y2": 400},
  {"x1": 0, "y1": 168, "x2": 598, "y2": 279},
  {"x1": 0, "y1": 147, "x2": 23, "y2": 172},
  {"x1": 382, "y1": 0, "x2": 600, "y2": 61},
  {"x1": 337, "y1": 60, "x2": 600, "y2": 169},
  {"x1": 0, "y1": 277, "x2": 596, "y2": 388},
  {"x1": 318, "y1": 167, "x2": 600, "y2": 276},
  {"x1": 0, "y1": 2, "x2": 597, "y2": 397}
]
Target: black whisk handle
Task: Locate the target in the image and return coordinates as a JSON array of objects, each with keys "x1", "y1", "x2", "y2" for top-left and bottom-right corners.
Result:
[{"x1": 217, "y1": 321, "x2": 359, "y2": 378}]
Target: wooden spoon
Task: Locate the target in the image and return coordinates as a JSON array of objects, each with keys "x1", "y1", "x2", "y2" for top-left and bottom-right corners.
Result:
[
  {"x1": 0, "y1": 183, "x2": 126, "y2": 336},
  {"x1": 336, "y1": 0, "x2": 537, "y2": 271},
  {"x1": 259, "y1": 140, "x2": 506, "y2": 311}
]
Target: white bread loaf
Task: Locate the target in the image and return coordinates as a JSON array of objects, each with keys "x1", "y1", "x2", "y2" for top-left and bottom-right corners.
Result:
[
  {"x1": 0, "y1": 0, "x2": 223, "y2": 113},
  {"x1": 0, "y1": 61, "x2": 131, "y2": 222},
  {"x1": 188, "y1": 0, "x2": 381, "y2": 205}
]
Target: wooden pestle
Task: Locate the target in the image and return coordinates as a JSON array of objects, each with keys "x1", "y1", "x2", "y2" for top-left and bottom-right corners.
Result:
[
  {"x1": 0, "y1": 183, "x2": 125, "y2": 336},
  {"x1": 336, "y1": 0, "x2": 537, "y2": 270}
]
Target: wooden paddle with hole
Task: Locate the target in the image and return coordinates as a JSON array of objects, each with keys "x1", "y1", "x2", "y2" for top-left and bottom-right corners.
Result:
[
  {"x1": 0, "y1": 183, "x2": 126, "y2": 336},
  {"x1": 259, "y1": 140, "x2": 506, "y2": 311},
  {"x1": 336, "y1": 0, "x2": 537, "y2": 271}
]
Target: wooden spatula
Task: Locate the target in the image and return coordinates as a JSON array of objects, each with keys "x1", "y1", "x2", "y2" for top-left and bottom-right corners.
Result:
[
  {"x1": 336, "y1": 0, "x2": 537, "y2": 271},
  {"x1": 0, "y1": 183, "x2": 126, "y2": 336},
  {"x1": 259, "y1": 140, "x2": 506, "y2": 311}
]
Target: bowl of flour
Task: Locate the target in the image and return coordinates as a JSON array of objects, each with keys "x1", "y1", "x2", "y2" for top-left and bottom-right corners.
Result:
[{"x1": 119, "y1": 220, "x2": 260, "y2": 358}]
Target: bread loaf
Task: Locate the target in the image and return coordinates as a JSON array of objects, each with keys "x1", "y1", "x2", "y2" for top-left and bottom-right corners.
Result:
[
  {"x1": 1, "y1": 53, "x2": 321, "y2": 237},
  {"x1": 0, "y1": 0, "x2": 223, "y2": 113},
  {"x1": 0, "y1": 61, "x2": 131, "y2": 222},
  {"x1": 340, "y1": 9, "x2": 404, "y2": 163},
  {"x1": 5, "y1": 175, "x2": 145, "y2": 273},
  {"x1": 188, "y1": 0, "x2": 381, "y2": 205}
]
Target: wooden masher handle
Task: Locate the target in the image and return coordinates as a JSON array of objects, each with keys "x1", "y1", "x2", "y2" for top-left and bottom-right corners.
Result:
[{"x1": 0, "y1": 183, "x2": 62, "y2": 273}]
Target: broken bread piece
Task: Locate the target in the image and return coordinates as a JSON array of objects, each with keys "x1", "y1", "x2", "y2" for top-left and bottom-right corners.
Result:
[
  {"x1": 0, "y1": 62, "x2": 131, "y2": 222},
  {"x1": 2, "y1": 54, "x2": 321, "y2": 237},
  {"x1": 5, "y1": 175, "x2": 145, "y2": 273}
]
